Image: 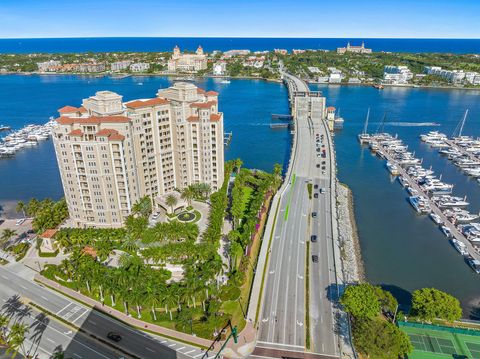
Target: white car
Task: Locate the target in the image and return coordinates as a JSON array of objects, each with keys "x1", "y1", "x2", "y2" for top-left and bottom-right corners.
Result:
[
  {"x1": 152, "y1": 212, "x2": 160, "y2": 219},
  {"x1": 15, "y1": 218, "x2": 25, "y2": 226}
]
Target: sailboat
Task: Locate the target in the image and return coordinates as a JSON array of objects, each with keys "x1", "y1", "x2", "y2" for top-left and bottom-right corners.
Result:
[
  {"x1": 452, "y1": 109, "x2": 469, "y2": 140},
  {"x1": 358, "y1": 108, "x2": 370, "y2": 144}
]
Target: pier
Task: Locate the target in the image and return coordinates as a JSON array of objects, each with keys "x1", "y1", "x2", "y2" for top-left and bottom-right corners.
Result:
[{"x1": 368, "y1": 136, "x2": 480, "y2": 265}]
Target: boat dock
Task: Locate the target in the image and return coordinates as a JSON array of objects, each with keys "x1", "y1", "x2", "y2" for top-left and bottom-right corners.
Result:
[{"x1": 363, "y1": 133, "x2": 480, "y2": 270}]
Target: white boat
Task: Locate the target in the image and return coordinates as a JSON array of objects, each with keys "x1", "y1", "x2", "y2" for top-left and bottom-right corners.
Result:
[
  {"x1": 409, "y1": 195, "x2": 430, "y2": 214},
  {"x1": 398, "y1": 176, "x2": 409, "y2": 188},
  {"x1": 450, "y1": 239, "x2": 468, "y2": 256},
  {"x1": 441, "y1": 225, "x2": 452, "y2": 238},
  {"x1": 467, "y1": 256, "x2": 480, "y2": 274},
  {"x1": 220, "y1": 79, "x2": 231, "y2": 84},
  {"x1": 386, "y1": 162, "x2": 399, "y2": 176},
  {"x1": 429, "y1": 212, "x2": 442, "y2": 225}
]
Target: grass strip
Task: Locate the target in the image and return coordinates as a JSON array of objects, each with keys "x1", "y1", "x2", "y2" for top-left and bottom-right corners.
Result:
[
  {"x1": 34, "y1": 278, "x2": 208, "y2": 350},
  {"x1": 307, "y1": 183, "x2": 312, "y2": 199},
  {"x1": 305, "y1": 240, "x2": 311, "y2": 350},
  {"x1": 284, "y1": 173, "x2": 296, "y2": 220}
]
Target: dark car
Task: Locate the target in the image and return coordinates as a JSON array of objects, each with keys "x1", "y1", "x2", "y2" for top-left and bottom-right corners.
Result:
[
  {"x1": 322, "y1": 161, "x2": 326, "y2": 165},
  {"x1": 316, "y1": 148, "x2": 320, "y2": 152},
  {"x1": 311, "y1": 212, "x2": 317, "y2": 218},
  {"x1": 314, "y1": 193, "x2": 319, "y2": 198},
  {"x1": 316, "y1": 164, "x2": 320, "y2": 168},
  {"x1": 322, "y1": 166, "x2": 326, "y2": 170},
  {"x1": 314, "y1": 184, "x2": 319, "y2": 189},
  {"x1": 107, "y1": 332, "x2": 122, "y2": 342},
  {"x1": 311, "y1": 235, "x2": 317, "y2": 242},
  {"x1": 312, "y1": 255, "x2": 319, "y2": 263}
]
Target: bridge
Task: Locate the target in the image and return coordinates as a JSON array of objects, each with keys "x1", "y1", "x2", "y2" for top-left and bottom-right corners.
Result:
[{"x1": 247, "y1": 69, "x2": 353, "y2": 358}]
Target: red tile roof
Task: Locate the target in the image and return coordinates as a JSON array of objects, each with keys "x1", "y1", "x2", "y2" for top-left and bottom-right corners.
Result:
[
  {"x1": 78, "y1": 106, "x2": 87, "y2": 113},
  {"x1": 196, "y1": 88, "x2": 206, "y2": 94},
  {"x1": 40, "y1": 229, "x2": 58, "y2": 239},
  {"x1": 190, "y1": 101, "x2": 217, "y2": 109},
  {"x1": 96, "y1": 128, "x2": 125, "y2": 141},
  {"x1": 206, "y1": 91, "x2": 219, "y2": 96},
  {"x1": 56, "y1": 116, "x2": 130, "y2": 125},
  {"x1": 82, "y1": 246, "x2": 97, "y2": 258},
  {"x1": 126, "y1": 98, "x2": 170, "y2": 109},
  {"x1": 68, "y1": 129, "x2": 83, "y2": 136},
  {"x1": 327, "y1": 106, "x2": 336, "y2": 111},
  {"x1": 187, "y1": 115, "x2": 199, "y2": 122},
  {"x1": 58, "y1": 106, "x2": 79, "y2": 114},
  {"x1": 210, "y1": 113, "x2": 222, "y2": 121}
]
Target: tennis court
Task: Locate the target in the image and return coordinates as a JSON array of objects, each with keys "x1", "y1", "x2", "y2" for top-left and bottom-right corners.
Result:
[{"x1": 398, "y1": 321, "x2": 480, "y2": 358}]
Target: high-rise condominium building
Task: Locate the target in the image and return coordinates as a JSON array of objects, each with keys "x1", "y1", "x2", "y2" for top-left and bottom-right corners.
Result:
[
  {"x1": 167, "y1": 45, "x2": 208, "y2": 73},
  {"x1": 53, "y1": 82, "x2": 224, "y2": 228}
]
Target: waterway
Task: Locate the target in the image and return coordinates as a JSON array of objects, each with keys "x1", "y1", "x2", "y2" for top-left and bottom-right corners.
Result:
[
  {"x1": 2, "y1": 74, "x2": 480, "y2": 316},
  {"x1": 310, "y1": 84, "x2": 480, "y2": 317}
]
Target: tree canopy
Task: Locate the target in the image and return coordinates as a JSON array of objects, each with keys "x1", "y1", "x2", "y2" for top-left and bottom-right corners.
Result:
[
  {"x1": 411, "y1": 288, "x2": 462, "y2": 322},
  {"x1": 340, "y1": 283, "x2": 382, "y2": 319}
]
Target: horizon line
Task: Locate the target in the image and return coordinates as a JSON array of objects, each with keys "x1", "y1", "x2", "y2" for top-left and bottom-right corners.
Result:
[{"x1": 1, "y1": 36, "x2": 480, "y2": 40}]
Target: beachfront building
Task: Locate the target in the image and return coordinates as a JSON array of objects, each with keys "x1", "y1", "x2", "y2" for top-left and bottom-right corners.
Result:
[
  {"x1": 110, "y1": 61, "x2": 132, "y2": 72},
  {"x1": 424, "y1": 66, "x2": 480, "y2": 85},
  {"x1": 52, "y1": 82, "x2": 224, "y2": 228},
  {"x1": 383, "y1": 65, "x2": 413, "y2": 84},
  {"x1": 337, "y1": 42, "x2": 372, "y2": 54},
  {"x1": 37, "y1": 60, "x2": 61, "y2": 72},
  {"x1": 77, "y1": 63, "x2": 106, "y2": 73},
  {"x1": 167, "y1": 45, "x2": 207, "y2": 73},
  {"x1": 129, "y1": 62, "x2": 150, "y2": 72}
]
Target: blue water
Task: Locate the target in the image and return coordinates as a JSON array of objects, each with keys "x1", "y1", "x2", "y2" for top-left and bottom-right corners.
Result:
[
  {"x1": 0, "y1": 75, "x2": 290, "y2": 203},
  {"x1": 310, "y1": 84, "x2": 480, "y2": 316},
  {"x1": 2, "y1": 74, "x2": 480, "y2": 316},
  {"x1": 1, "y1": 37, "x2": 480, "y2": 54}
]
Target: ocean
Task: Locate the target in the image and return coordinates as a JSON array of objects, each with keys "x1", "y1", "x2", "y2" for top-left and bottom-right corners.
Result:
[{"x1": 1, "y1": 37, "x2": 480, "y2": 54}]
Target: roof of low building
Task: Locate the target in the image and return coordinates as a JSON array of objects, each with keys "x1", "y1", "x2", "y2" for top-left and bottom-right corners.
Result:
[
  {"x1": 210, "y1": 113, "x2": 222, "y2": 121},
  {"x1": 206, "y1": 91, "x2": 219, "y2": 96},
  {"x1": 126, "y1": 98, "x2": 170, "y2": 109},
  {"x1": 82, "y1": 246, "x2": 97, "y2": 258},
  {"x1": 68, "y1": 129, "x2": 83, "y2": 136},
  {"x1": 56, "y1": 116, "x2": 131, "y2": 125},
  {"x1": 40, "y1": 229, "x2": 58, "y2": 239},
  {"x1": 190, "y1": 101, "x2": 217, "y2": 109},
  {"x1": 327, "y1": 106, "x2": 336, "y2": 111},
  {"x1": 58, "y1": 106, "x2": 80, "y2": 114}
]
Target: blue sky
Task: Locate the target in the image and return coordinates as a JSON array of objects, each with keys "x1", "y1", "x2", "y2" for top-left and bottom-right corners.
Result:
[{"x1": 0, "y1": 0, "x2": 479, "y2": 39}]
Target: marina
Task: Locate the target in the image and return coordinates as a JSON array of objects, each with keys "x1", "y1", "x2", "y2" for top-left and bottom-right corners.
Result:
[
  {"x1": 361, "y1": 131, "x2": 480, "y2": 273},
  {"x1": 0, "y1": 120, "x2": 55, "y2": 159}
]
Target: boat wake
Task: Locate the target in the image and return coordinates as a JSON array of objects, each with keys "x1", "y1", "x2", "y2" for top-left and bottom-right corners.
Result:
[{"x1": 370, "y1": 122, "x2": 441, "y2": 127}]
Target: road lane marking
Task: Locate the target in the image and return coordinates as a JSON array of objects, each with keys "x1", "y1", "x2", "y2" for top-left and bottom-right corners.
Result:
[
  {"x1": 41, "y1": 296, "x2": 48, "y2": 300},
  {"x1": 73, "y1": 354, "x2": 82, "y2": 358},
  {"x1": 146, "y1": 347, "x2": 155, "y2": 352},
  {"x1": 46, "y1": 338, "x2": 55, "y2": 343},
  {"x1": 1, "y1": 275, "x2": 8, "y2": 280},
  {"x1": 72, "y1": 308, "x2": 88, "y2": 324},
  {"x1": 184, "y1": 350, "x2": 195, "y2": 355},
  {"x1": 176, "y1": 346, "x2": 185, "y2": 351},
  {"x1": 87, "y1": 320, "x2": 96, "y2": 325},
  {"x1": 256, "y1": 341, "x2": 304, "y2": 349},
  {"x1": 161, "y1": 340, "x2": 167, "y2": 343},
  {"x1": 20, "y1": 285, "x2": 27, "y2": 290},
  {"x1": 56, "y1": 302, "x2": 72, "y2": 315},
  {"x1": 168, "y1": 343, "x2": 176, "y2": 347},
  {"x1": 193, "y1": 354, "x2": 203, "y2": 358}
]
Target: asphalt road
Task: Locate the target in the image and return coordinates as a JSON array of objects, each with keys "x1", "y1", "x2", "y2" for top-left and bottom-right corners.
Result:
[
  {"x1": 0, "y1": 266, "x2": 210, "y2": 359},
  {"x1": 257, "y1": 73, "x2": 339, "y2": 357}
]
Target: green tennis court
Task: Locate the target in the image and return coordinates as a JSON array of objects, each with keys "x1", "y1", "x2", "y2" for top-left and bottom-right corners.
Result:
[{"x1": 398, "y1": 321, "x2": 480, "y2": 358}]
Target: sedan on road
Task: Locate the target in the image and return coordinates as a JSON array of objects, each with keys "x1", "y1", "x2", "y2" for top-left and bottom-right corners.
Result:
[
  {"x1": 107, "y1": 332, "x2": 122, "y2": 342},
  {"x1": 311, "y1": 212, "x2": 317, "y2": 218},
  {"x1": 311, "y1": 235, "x2": 317, "y2": 242},
  {"x1": 312, "y1": 255, "x2": 319, "y2": 263},
  {"x1": 314, "y1": 193, "x2": 319, "y2": 198}
]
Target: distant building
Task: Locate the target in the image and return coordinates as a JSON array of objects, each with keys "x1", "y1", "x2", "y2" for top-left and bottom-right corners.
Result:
[
  {"x1": 223, "y1": 49, "x2": 250, "y2": 58},
  {"x1": 383, "y1": 65, "x2": 413, "y2": 84},
  {"x1": 337, "y1": 42, "x2": 372, "y2": 54},
  {"x1": 274, "y1": 49, "x2": 288, "y2": 55},
  {"x1": 348, "y1": 77, "x2": 362, "y2": 84},
  {"x1": 77, "y1": 63, "x2": 105, "y2": 73},
  {"x1": 292, "y1": 49, "x2": 306, "y2": 54},
  {"x1": 328, "y1": 68, "x2": 344, "y2": 83},
  {"x1": 110, "y1": 61, "x2": 132, "y2": 72},
  {"x1": 167, "y1": 45, "x2": 207, "y2": 73},
  {"x1": 307, "y1": 66, "x2": 321, "y2": 74},
  {"x1": 129, "y1": 63, "x2": 150, "y2": 72},
  {"x1": 213, "y1": 61, "x2": 227, "y2": 76},
  {"x1": 243, "y1": 56, "x2": 265, "y2": 68},
  {"x1": 37, "y1": 60, "x2": 61, "y2": 72},
  {"x1": 424, "y1": 66, "x2": 478, "y2": 84}
]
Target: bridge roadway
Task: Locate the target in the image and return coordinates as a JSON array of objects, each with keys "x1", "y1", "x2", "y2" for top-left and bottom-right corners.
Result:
[{"x1": 255, "y1": 72, "x2": 339, "y2": 358}]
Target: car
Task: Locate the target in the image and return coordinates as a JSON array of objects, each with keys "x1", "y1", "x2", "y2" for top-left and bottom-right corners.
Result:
[
  {"x1": 322, "y1": 170, "x2": 326, "y2": 175},
  {"x1": 316, "y1": 148, "x2": 320, "y2": 152},
  {"x1": 320, "y1": 188, "x2": 326, "y2": 194},
  {"x1": 322, "y1": 161, "x2": 326, "y2": 165},
  {"x1": 107, "y1": 332, "x2": 122, "y2": 342},
  {"x1": 314, "y1": 184, "x2": 319, "y2": 189},
  {"x1": 152, "y1": 212, "x2": 160, "y2": 219},
  {"x1": 15, "y1": 218, "x2": 25, "y2": 226},
  {"x1": 312, "y1": 255, "x2": 319, "y2": 263},
  {"x1": 316, "y1": 164, "x2": 320, "y2": 168},
  {"x1": 316, "y1": 154, "x2": 321, "y2": 158},
  {"x1": 314, "y1": 193, "x2": 319, "y2": 198},
  {"x1": 322, "y1": 166, "x2": 326, "y2": 170},
  {"x1": 311, "y1": 235, "x2": 317, "y2": 242},
  {"x1": 311, "y1": 212, "x2": 317, "y2": 218}
]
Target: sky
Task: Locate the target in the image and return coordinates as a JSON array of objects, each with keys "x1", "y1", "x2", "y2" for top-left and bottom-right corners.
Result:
[{"x1": 0, "y1": 0, "x2": 479, "y2": 39}]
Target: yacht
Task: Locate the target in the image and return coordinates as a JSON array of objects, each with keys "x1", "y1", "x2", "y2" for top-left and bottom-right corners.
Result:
[
  {"x1": 466, "y1": 256, "x2": 480, "y2": 274},
  {"x1": 441, "y1": 225, "x2": 452, "y2": 238},
  {"x1": 420, "y1": 131, "x2": 447, "y2": 142},
  {"x1": 220, "y1": 79, "x2": 231, "y2": 84},
  {"x1": 433, "y1": 195, "x2": 469, "y2": 208},
  {"x1": 409, "y1": 195, "x2": 430, "y2": 214},
  {"x1": 386, "y1": 162, "x2": 399, "y2": 176},
  {"x1": 398, "y1": 176, "x2": 409, "y2": 188},
  {"x1": 429, "y1": 212, "x2": 442, "y2": 225},
  {"x1": 450, "y1": 238, "x2": 469, "y2": 256}
]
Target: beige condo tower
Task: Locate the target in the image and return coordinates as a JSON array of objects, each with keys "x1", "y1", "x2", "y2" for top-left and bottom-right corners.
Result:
[{"x1": 53, "y1": 82, "x2": 224, "y2": 228}]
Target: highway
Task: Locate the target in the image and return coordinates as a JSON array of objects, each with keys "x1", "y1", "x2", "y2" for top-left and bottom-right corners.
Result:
[
  {"x1": 256, "y1": 71, "x2": 339, "y2": 358},
  {"x1": 0, "y1": 266, "x2": 208, "y2": 359}
]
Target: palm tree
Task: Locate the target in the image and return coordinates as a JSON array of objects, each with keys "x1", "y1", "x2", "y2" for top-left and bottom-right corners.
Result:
[
  {"x1": 198, "y1": 183, "x2": 212, "y2": 199},
  {"x1": 0, "y1": 229, "x2": 16, "y2": 249},
  {"x1": 7, "y1": 322, "x2": 28, "y2": 358},
  {"x1": 181, "y1": 187, "x2": 195, "y2": 207},
  {"x1": 15, "y1": 201, "x2": 26, "y2": 218},
  {"x1": 165, "y1": 194, "x2": 178, "y2": 214},
  {"x1": 0, "y1": 314, "x2": 10, "y2": 345}
]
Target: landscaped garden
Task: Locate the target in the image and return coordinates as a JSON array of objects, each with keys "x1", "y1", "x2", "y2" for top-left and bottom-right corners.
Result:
[{"x1": 36, "y1": 159, "x2": 283, "y2": 339}]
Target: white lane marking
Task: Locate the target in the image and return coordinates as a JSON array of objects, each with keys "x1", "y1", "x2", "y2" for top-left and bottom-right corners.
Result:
[
  {"x1": 41, "y1": 296, "x2": 48, "y2": 300},
  {"x1": 297, "y1": 274, "x2": 303, "y2": 279},
  {"x1": 87, "y1": 320, "x2": 96, "y2": 325},
  {"x1": 146, "y1": 347, "x2": 155, "y2": 352},
  {"x1": 20, "y1": 285, "x2": 27, "y2": 290},
  {"x1": 72, "y1": 308, "x2": 89, "y2": 324},
  {"x1": 184, "y1": 349, "x2": 195, "y2": 355},
  {"x1": 193, "y1": 354, "x2": 203, "y2": 359},
  {"x1": 269, "y1": 270, "x2": 275, "y2": 274},
  {"x1": 64, "y1": 330, "x2": 73, "y2": 335},
  {"x1": 296, "y1": 320, "x2": 303, "y2": 326},
  {"x1": 73, "y1": 354, "x2": 82, "y2": 359},
  {"x1": 256, "y1": 341, "x2": 304, "y2": 349},
  {"x1": 176, "y1": 346, "x2": 185, "y2": 351},
  {"x1": 320, "y1": 315, "x2": 323, "y2": 323},
  {"x1": 46, "y1": 338, "x2": 55, "y2": 343},
  {"x1": 161, "y1": 340, "x2": 167, "y2": 343},
  {"x1": 1, "y1": 275, "x2": 8, "y2": 280},
  {"x1": 322, "y1": 343, "x2": 325, "y2": 352},
  {"x1": 168, "y1": 343, "x2": 176, "y2": 347},
  {"x1": 56, "y1": 302, "x2": 72, "y2": 315}
]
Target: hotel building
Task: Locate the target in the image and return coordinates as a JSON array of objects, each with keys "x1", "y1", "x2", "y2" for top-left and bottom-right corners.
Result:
[
  {"x1": 52, "y1": 82, "x2": 224, "y2": 228},
  {"x1": 167, "y1": 46, "x2": 208, "y2": 73}
]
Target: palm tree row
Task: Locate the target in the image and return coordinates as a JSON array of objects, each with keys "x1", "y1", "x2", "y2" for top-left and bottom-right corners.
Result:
[
  {"x1": 0, "y1": 314, "x2": 29, "y2": 358},
  {"x1": 16, "y1": 198, "x2": 68, "y2": 233}
]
